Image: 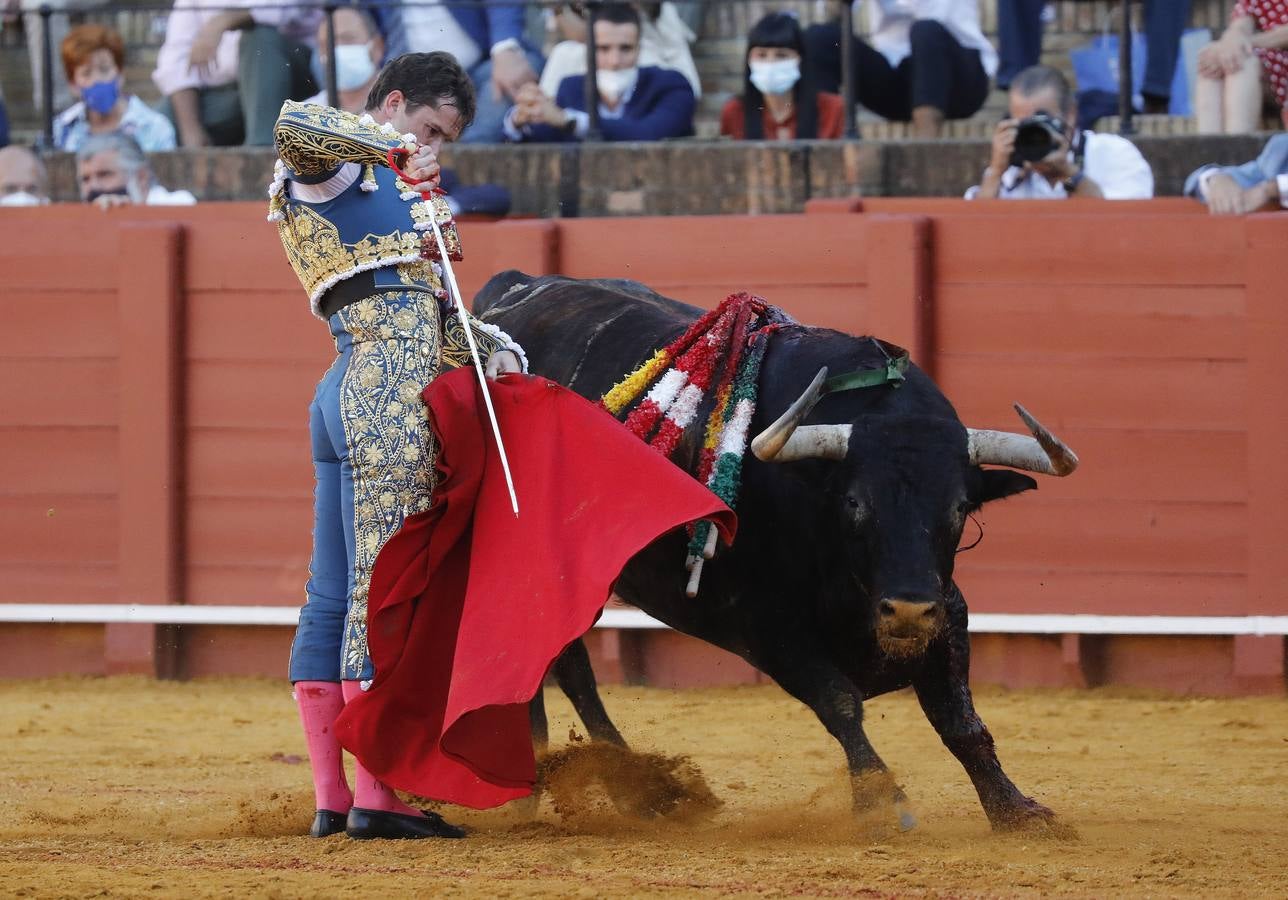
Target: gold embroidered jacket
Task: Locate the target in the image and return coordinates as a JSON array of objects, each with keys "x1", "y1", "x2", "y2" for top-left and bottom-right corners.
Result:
[{"x1": 268, "y1": 101, "x2": 465, "y2": 316}]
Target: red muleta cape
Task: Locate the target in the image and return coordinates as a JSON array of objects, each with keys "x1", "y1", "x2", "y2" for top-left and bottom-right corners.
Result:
[{"x1": 334, "y1": 368, "x2": 736, "y2": 809}]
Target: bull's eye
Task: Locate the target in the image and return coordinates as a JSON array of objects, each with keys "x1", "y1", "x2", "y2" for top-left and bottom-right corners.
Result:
[{"x1": 844, "y1": 495, "x2": 867, "y2": 520}]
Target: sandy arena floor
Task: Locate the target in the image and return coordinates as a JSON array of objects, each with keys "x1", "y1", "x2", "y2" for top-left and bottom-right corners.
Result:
[{"x1": 2, "y1": 677, "x2": 1286, "y2": 898}]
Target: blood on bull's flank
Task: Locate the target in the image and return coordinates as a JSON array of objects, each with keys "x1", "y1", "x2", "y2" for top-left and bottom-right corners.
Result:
[{"x1": 477, "y1": 272, "x2": 1080, "y2": 833}]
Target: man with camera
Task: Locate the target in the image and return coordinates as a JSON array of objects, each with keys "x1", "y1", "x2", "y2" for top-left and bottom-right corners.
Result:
[{"x1": 967, "y1": 65, "x2": 1153, "y2": 200}]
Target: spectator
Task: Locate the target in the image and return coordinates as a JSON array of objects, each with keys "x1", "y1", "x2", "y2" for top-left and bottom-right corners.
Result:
[
  {"x1": 966, "y1": 65, "x2": 1153, "y2": 200},
  {"x1": 1195, "y1": 1, "x2": 1288, "y2": 134},
  {"x1": 0, "y1": 145, "x2": 50, "y2": 206},
  {"x1": 1185, "y1": 133, "x2": 1288, "y2": 215},
  {"x1": 540, "y1": 2, "x2": 701, "y2": 100},
  {"x1": 152, "y1": 0, "x2": 245, "y2": 147},
  {"x1": 504, "y1": 3, "x2": 694, "y2": 143},
  {"x1": 721, "y1": 12, "x2": 843, "y2": 140},
  {"x1": 374, "y1": 0, "x2": 544, "y2": 143},
  {"x1": 175, "y1": 0, "x2": 321, "y2": 146},
  {"x1": 76, "y1": 132, "x2": 196, "y2": 209},
  {"x1": 18, "y1": 0, "x2": 108, "y2": 117},
  {"x1": 53, "y1": 25, "x2": 177, "y2": 153},
  {"x1": 997, "y1": 0, "x2": 1191, "y2": 115},
  {"x1": 302, "y1": 7, "x2": 386, "y2": 113},
  {"x1": 0, "y1": 93, "x2": 9, "y2": 148},
  {"x1": 804, "y1": 0, "x2": 995, "y2": 138}
]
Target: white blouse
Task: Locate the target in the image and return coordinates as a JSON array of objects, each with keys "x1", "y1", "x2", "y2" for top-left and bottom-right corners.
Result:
[{"x1": 858, "y1": 0, "x2": 998, "y2": 78}]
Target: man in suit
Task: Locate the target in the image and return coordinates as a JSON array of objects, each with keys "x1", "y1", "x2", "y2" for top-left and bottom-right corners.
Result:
[
  {"x1": 503, "y1": 3, "x2": 695, "y2": 143},
  {"x1": 373, "y1": 0, "x2": 543, "y2": 144}
]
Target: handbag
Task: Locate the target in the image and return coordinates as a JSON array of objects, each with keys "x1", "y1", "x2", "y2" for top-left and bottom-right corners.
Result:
[{"x1": 1070, "y1": 23, "x2": 1212, "y2": 119}]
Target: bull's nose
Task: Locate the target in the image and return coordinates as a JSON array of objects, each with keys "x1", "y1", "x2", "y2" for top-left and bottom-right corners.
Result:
[{"x1": 878, "y1": 599, "x2": 941, "y2": 629}]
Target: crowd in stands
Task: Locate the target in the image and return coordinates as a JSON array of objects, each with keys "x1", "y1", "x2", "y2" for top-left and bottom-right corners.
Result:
[{"x1": 0, "y1": 0, "x2": 1284, "y2": 214}]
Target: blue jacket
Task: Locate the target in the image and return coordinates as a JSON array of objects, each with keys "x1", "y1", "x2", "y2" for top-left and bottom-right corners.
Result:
[
  {"x1": 518, "y1": 66, "x2": 695, "y2": 143},
  {"x1": 1185, "y1": 134, "x2": 1288, "y2": 197},
  {"x1": 373, "y1": 1, "x2": 528, "y2": 63}
]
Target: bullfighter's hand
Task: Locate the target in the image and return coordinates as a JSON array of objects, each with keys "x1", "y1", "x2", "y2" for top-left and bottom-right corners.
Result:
[
  {"x1": 485, "y1": 350, "x2": 522, "y2": 378},
  {"x1": 402, "y1": 144, "x2": 441, "y2": 187}
]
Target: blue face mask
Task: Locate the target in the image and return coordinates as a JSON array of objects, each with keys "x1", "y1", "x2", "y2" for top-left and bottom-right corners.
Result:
[{"x1": 82, "y1": 79, "x2": 120, "y2": 115}]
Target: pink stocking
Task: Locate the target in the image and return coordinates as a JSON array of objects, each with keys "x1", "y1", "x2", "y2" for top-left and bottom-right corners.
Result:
[
  {"x1": 293, "y1": 681, "x2": 353, "y2": 813},
  {"x1": 341, "y1": 680, "x2": 423, "y2": 817}
]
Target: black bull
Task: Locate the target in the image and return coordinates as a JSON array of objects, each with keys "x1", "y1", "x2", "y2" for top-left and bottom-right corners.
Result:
[{"x1": 475, "y1": 272, "x2": 1079, "y2": 831}]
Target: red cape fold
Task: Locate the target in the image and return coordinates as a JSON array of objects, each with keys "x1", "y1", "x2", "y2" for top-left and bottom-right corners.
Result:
[{"x1": 333, "y1": 368, "x2": 736, "y2": 809}]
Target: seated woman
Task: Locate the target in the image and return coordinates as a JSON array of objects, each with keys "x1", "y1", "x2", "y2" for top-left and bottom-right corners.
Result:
[
  {"x1": 53, "y1": 24, "x2": 176, "y2": 152},
  {"x1": 1195, "y1": 0, "x2": 1288, "y2": 134},
  {"x1": 804, "y1": 0, "x2": 995, "y2": 138},
  {"x1": 721, "y1": 12, "x2": 843, "y2": 140}
]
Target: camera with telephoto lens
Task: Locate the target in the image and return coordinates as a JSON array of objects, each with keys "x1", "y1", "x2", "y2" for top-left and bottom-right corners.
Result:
[{"x1": 1009, "y1": 112, "x2": 1068, "y2": 167}]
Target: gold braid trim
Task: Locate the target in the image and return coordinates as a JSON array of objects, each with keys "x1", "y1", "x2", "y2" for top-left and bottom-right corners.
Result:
[
  {"x1": 274, "y1": 101, "x2": 417, "y2": 177},
  {"x1": 440, "y1": 310, "x2": 509, "y2": 370}
]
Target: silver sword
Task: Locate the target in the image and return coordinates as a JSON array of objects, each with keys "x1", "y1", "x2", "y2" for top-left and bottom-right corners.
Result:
[{"x1": 427, "y1": 208, "x2": 520, "y2": 517}]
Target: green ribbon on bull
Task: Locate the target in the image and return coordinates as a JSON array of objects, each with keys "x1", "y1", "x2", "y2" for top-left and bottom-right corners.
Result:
[{"x1": 822, "y1": 339, "x2": 909, "y2": 395}]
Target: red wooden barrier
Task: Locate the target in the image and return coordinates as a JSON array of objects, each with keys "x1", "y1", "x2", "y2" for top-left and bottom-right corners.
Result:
[{"x1": 0, "y1": 202, "x2": 1284, "y2": 693}]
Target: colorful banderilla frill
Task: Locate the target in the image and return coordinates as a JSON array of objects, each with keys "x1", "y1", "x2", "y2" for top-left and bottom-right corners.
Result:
[{"x1": 599, "y1": 292, "x2": 784, "y2": 596}]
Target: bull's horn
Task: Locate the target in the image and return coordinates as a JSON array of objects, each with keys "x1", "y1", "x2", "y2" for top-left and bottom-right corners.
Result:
[
  {"x1": 751, "y1": 367, "x2": 833, "y2": 461},
  {"x1": 967, "y1": 404, "x2": 1079, "y2": 476},
  {"x1": 766, "y1": 424, "x2": 853, "y2": 462}
]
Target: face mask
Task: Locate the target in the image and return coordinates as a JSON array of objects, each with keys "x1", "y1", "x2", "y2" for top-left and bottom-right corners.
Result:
[
  {"x1": 85, "y1": 187, "x2": 128, "y2": 204},
  {"x1": 334, "y1": 43, "x2": 376, "y2": 92},
  {"x1": 596, "y1": 66, "x2": 638, "y2": 103},
  {"x1": 0, "y1": 191, "x2": 47, "y2": 207},
  {"x1": 82, "y1": 78, "x2": 121, "y2": 115},
  {"x1": 749, "y1": 58, "x2": 801, "y2": 96}
]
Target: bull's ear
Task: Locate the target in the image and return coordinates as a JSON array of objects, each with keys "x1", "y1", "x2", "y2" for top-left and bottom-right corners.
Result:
[{"x1": 975, "y1": 469, "x2": 1037, "y2": 505}]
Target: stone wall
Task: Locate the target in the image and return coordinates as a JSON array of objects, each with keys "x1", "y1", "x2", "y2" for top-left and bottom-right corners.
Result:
[{"x1": 45, "y1": 134, "x2": 1269, "y2": 216}]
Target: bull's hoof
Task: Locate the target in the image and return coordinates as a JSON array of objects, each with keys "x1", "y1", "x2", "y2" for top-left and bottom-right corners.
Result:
[
  {"x1": 508, "y1": 792, "x2": 542, "y2": 819},
  {"x1": 850, "y1": 771, "x2": 917, "y2": 832},
  {"x1": 990, "y1": 798, "x2": 1077, "y2": 839}
]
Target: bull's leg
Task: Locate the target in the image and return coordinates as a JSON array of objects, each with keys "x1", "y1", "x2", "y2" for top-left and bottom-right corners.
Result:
[
  {"x1": 755, "y1": 649, "x2": 916, "y2": 829},
  {"x1": 552, "y1": 639, "x2": 627, "y2": 747},
  {"x1": 529, "y1": 688, "x2": 549, "y2": 756},
  {"x1": 911, "y1": 587, "x2": 1060, "y2": 832}
]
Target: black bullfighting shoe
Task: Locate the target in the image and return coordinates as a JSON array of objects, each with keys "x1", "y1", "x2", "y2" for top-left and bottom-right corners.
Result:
[
  {"x1": 310, "y1": 809, "x2": 348, "y2": 838},
  {"x1": 345, "y1": 807, "x2": 467, "y2": 840}
]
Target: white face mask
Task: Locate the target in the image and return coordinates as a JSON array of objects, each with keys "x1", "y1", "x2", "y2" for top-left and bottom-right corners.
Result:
[
  {"x1": 334, "y1": 42, "x2": 376, "y2": 92},
  {"x1": 597, "y1": 66, "x2": 639, "y2": 103},
  {"x1": 749, "y1": 58, "x2": 801, "y2": 96},
  {"x1": 0, "y1": 191, "x2": 48, "y2": 207}
]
